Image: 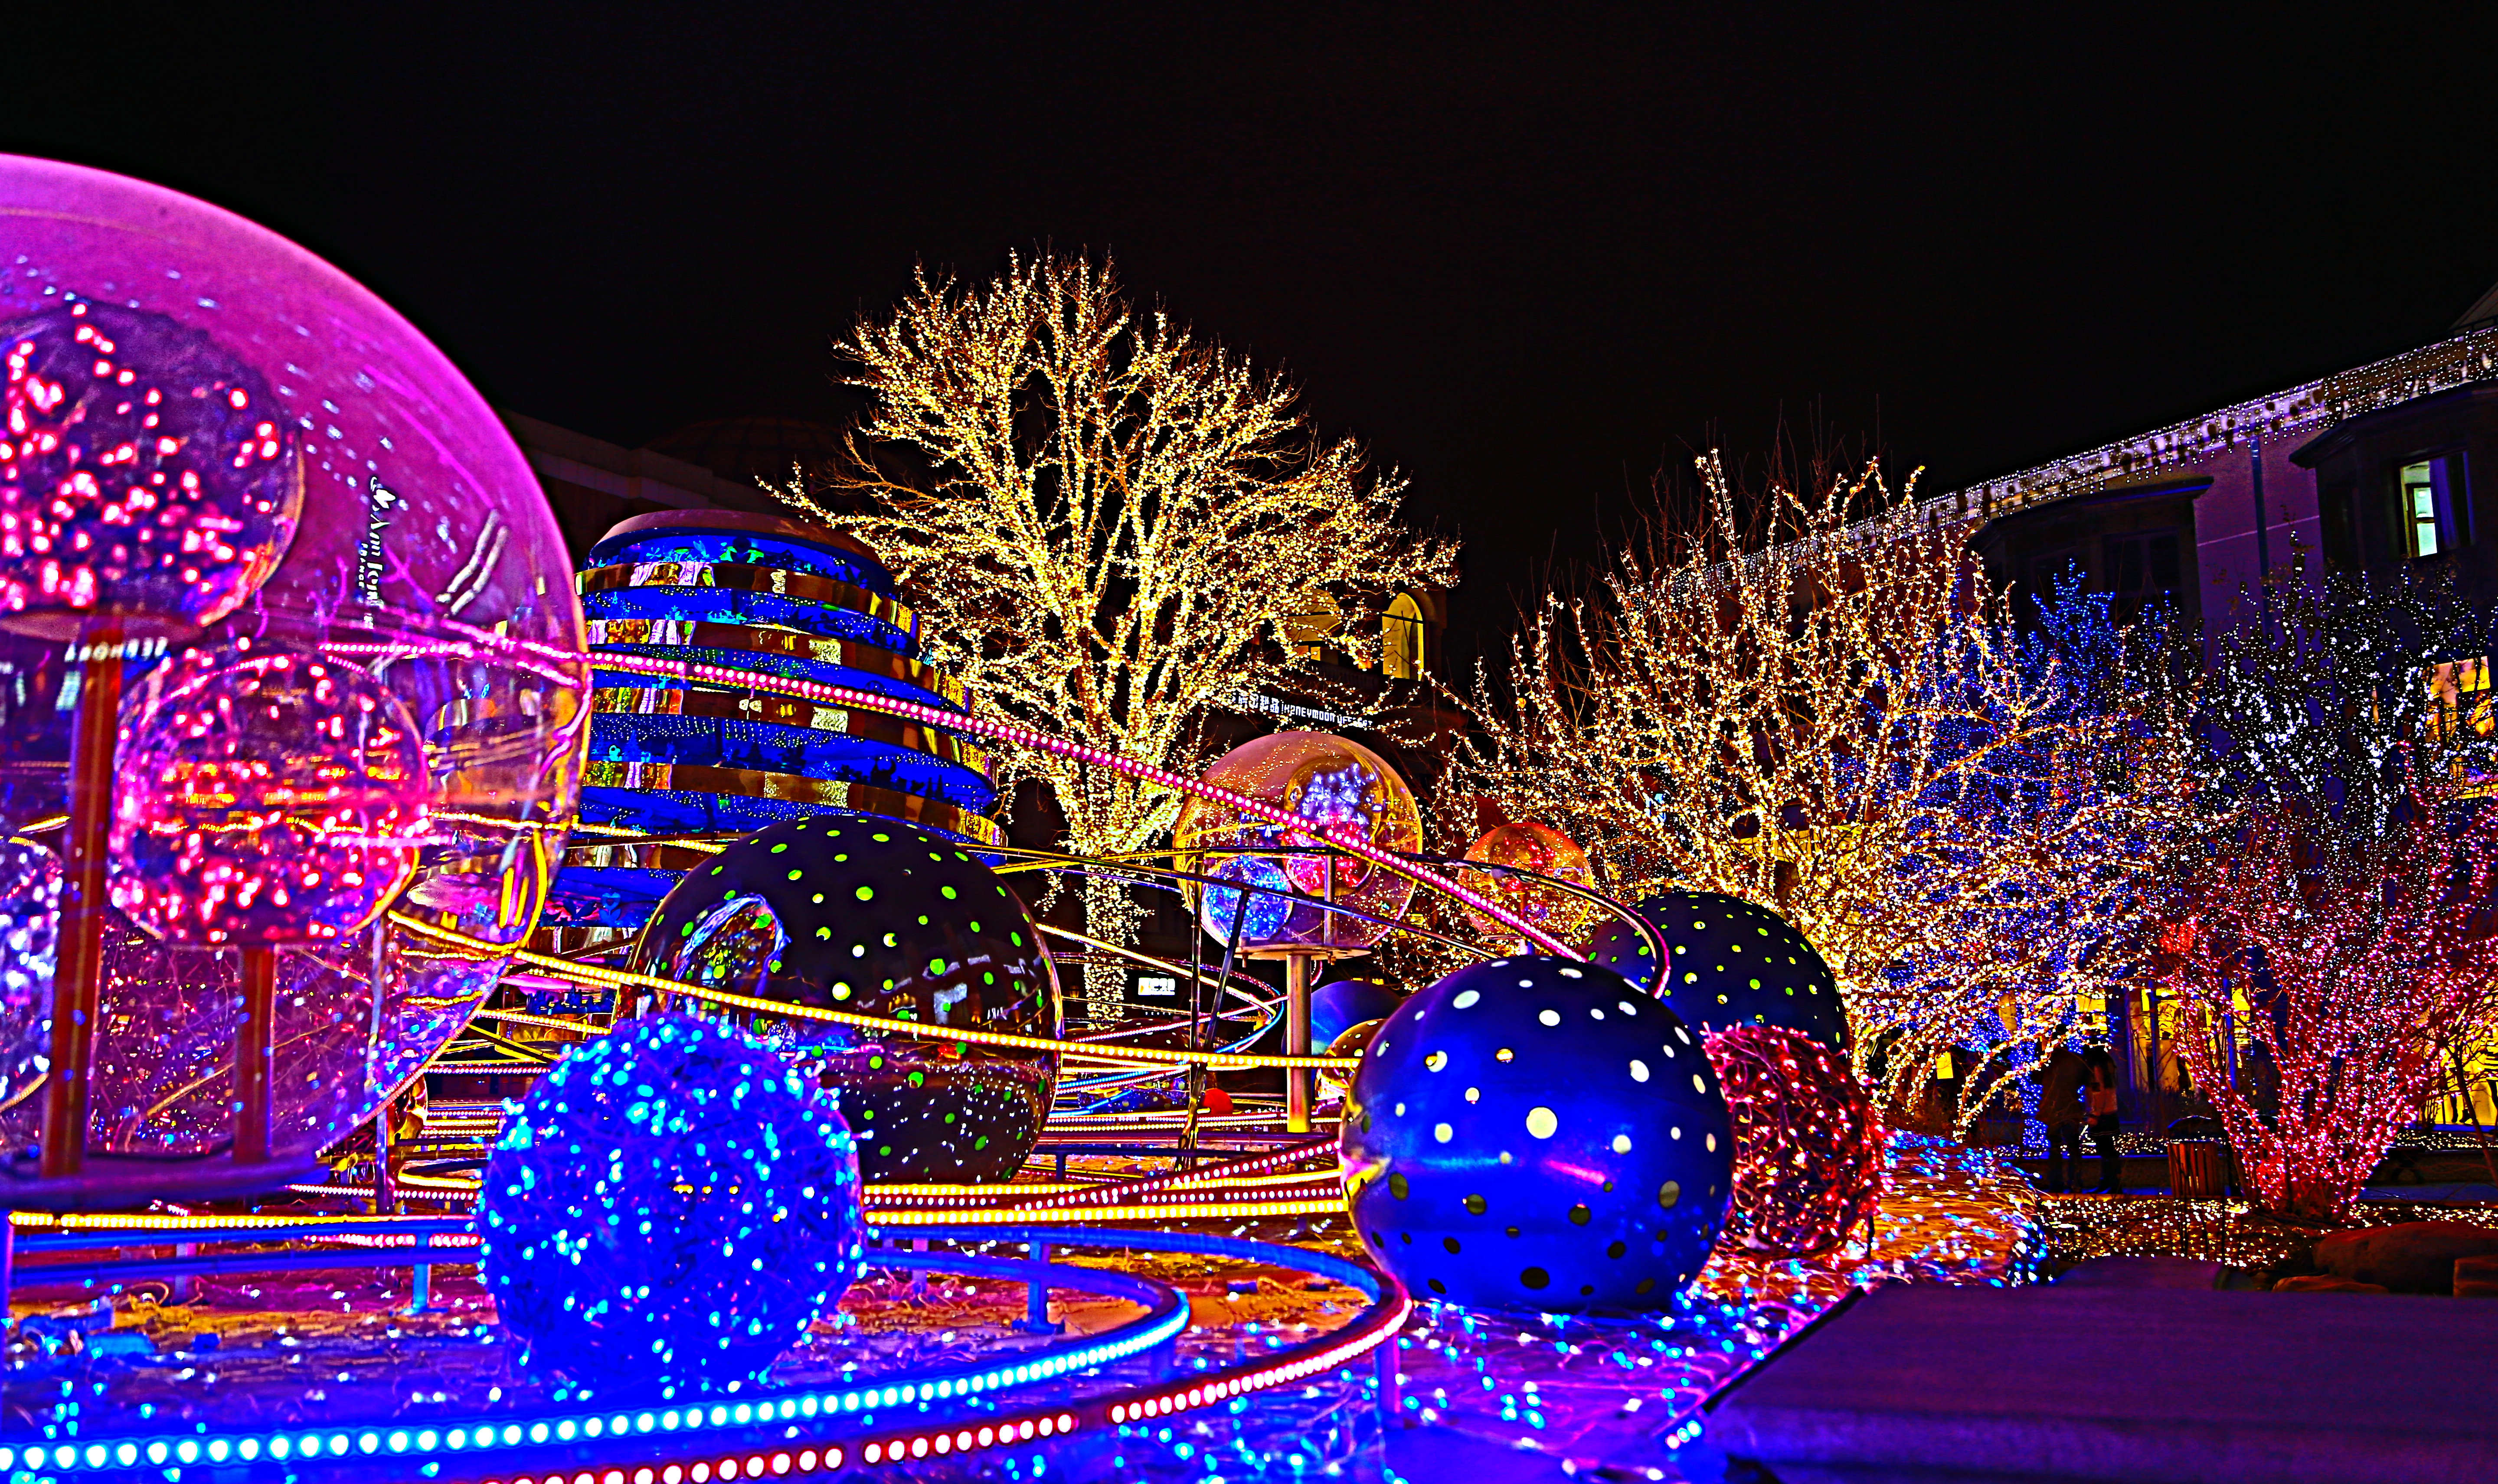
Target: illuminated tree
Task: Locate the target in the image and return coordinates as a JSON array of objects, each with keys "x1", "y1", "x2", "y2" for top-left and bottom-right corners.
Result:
[
  {"x1": 784, "y1": 254, "x2": 1455, "y2": 998},
  {"x1": 1460, "y1": 453, "x2": 2197, "y2": 1120},
  {"x1": 2154, "y1": 567, "x2": 2498, "y2": 1223}
]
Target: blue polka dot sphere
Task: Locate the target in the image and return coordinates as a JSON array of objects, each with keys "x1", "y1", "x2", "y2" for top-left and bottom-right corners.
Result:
[
  {"x1": 1635, "y1": 891, "x2": 1845, "y2": 1047},
  {"x1": 1584, "y1": 894, "x2": 1680, "y2": 993},
  {"x1": 632, "y1": 815, "x2": 1060, "y2": 1183},
  {"x1": 479, "y1": 1013, "x2": 866, "y2": 1395},
  {"x1": 1341, "y1": 956, "x2": 1734, "y2": 1311}
]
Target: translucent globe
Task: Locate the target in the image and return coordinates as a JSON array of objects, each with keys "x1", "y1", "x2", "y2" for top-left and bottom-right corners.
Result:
[
  {"x1": 0, "y1": 156, "x2": 589, "y2": 1180},
  {"x1": 1174, "y1": 731, "x2": 1422, "y2": 955},
  {"x1": 1458, "y1": 821, "x2": 1598, "y2": 942}
]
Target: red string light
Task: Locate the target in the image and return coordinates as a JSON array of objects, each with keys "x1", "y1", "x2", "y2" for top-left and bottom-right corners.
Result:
[{"x1": 1703, "y1": 1025, "x2": 1882, "y2": 1255}]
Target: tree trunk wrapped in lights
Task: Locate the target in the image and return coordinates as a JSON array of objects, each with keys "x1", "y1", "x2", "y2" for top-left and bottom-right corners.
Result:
[
  {"x1": 1461, "y1": 453, "x2": 2195, "y2": 1122},
  {"x1": 2154, "y1": 567, "x2": 2498, "y2": 1223},
  {"x1": 781, "y1": 254, "x2": 1455, "y2": 1008}
]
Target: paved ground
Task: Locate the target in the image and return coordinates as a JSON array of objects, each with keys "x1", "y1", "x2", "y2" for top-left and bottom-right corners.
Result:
[{"x1": 1705, "y1": 1282, "x2": 2498, "y2": 1483}]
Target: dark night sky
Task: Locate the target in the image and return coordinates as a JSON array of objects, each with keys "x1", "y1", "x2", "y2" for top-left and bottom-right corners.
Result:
[{"x1": 13, "y1": 5, "x2": 2498, "y2": 666}]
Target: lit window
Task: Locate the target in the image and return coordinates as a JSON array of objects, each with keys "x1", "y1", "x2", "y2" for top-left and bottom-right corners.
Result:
[
  {"x1": 1383, "y1": 593, "x2": 1426, "y2": 678},
  {"x1": 2398, "y1": 454, "x2": 2469, "y2": 559}
]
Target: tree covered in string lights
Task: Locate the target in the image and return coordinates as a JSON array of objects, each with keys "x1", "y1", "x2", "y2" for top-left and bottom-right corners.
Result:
[
  {"x1": 779, "y1": 254, "x2": 1455, "y2": 993},
  {"x1": 2152, "y1": 564, "x2": 2498, "y2": 1223},
  {"x1": 1459, "y1": 452, "x2": 2198, "y2": 1122}
]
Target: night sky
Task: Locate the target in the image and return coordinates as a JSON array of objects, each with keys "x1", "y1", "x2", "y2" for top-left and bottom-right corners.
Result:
[{"x1": 13, "y1": 7, "x2": 2498, "y2": 666}]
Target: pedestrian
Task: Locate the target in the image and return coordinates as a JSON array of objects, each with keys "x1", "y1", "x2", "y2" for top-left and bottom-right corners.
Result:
[
  {"x1": 2039, "y1": 1047, "x2": 2086, "y2": 1193},
  {"x1": 2083, "y1": 1046, "x2": 2122, "y2": 1194}
]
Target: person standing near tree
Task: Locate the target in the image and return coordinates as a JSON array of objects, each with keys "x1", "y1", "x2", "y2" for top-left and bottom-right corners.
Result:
[
  {"x1": 2083, "y1": 1046, "x2": 2123, "y2": 1194},
  {"x1": 2039, "y1": 1046, "x2": 2087, "y2": 1193}
]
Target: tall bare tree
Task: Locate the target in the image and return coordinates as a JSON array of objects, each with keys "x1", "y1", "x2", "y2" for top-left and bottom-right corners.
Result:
[{"x1": 785, "y1": 254, "x2": 1455, "y2": 1001}]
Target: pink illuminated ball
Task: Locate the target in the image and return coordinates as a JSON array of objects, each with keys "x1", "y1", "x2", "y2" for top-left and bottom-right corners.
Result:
[
  {"x1": 0, "y1": 302, "x2": 301, "y2": 639},
  {"x1": 109, "y1": 651, "x2": 431, "y2": 945}
]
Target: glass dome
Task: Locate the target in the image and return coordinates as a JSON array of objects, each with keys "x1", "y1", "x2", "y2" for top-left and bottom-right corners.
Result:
[
  {"x1": 1173, "y1": 731, "x2": 1422, "y2": 956},
  {"x1": 0, "y1": 155, "x2": 589, "y2": 1202},
  {"x1": 1458, "y1": 821, "x2": 1598, "y2": 943}
]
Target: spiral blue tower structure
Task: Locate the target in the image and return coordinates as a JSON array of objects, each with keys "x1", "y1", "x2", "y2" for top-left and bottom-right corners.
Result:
[{"x1": 547, "y1": 509, "x2": 999, "y2": 933}]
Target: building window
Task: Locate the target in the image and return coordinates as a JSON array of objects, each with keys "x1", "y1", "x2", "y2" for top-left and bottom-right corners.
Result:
[
  {"x1": 2102, "y1": 532, "x2": 2181, "y2": 599},
  {"x1": 2397, "y1": 453, "x2": 2469, "y2": 558},
  {"x1": 1284, "y1": 591, "x2": 1346, "y2": 663},
  {"x1": 1383, "y1": 593, "x2": 1427, "y2": 679}
]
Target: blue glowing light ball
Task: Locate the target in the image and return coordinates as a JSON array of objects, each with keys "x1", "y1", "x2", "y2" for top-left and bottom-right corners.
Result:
[
  {"x1": 1312, "y1": 976, "x2": 1403, "y2": 1048},
  {"x1": 479, "y1": 1013, "x2": 867, "y2": 1394},
  {"x1": 1342, "y1": 955, "x2": 1734, "y2": 1310}
]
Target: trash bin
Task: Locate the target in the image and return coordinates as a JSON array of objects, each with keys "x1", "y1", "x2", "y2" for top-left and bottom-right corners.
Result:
[{"x1": 2168, "y1": 1138, "x2": 2229, "y2": 1199}]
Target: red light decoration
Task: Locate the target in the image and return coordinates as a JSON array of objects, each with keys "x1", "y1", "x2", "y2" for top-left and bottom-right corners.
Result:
[
  {"x1": 1703, "y1": 1024, "x2": 1881, "y2": 1256},
  {"x1": 2152, "y1": 804, "x2": 2498, "y2": 1223},
  {"x1": 109, "y1": 650, "x2": 430, "y2": 945}
]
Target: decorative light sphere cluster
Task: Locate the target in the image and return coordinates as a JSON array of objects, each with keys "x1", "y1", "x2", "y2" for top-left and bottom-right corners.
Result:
[
  {"x1": 1176, "y1": 731, "x2": 1422, "y2": 954},
  {"x1": 110, "y1": 650, "x2": 430, "y2": 944},
  {"x1": 1702, "y1": 1024, "x2": 1881, "y2": 1255},
  {"x1": 479, "y1": 1012, "x2": 867, "y2": 1393},
  {"x1": 0, "y1": 301, "x2": 301, "y2": 638}
]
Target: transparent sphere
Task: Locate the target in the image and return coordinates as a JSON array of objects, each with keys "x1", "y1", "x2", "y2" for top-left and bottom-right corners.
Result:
[
  {"x1": 0, "y1": 838, "x2": 60, "y2": 1113},
  {"x1": 1459, "y1": 821, "x2": 1597, "y2": 942},
  {"x1": 0, "y1": 156, "x2": 589, "y2": 1178},
  {"x1": 1174, "y1": 731, "x2": 1422, "y2": 955},
  {"x1": 0, "y1": 302, "x2": 301, "y2": 639},
  {"x1": 110, "y1": 650, "x2": 430, "y2": 945}
]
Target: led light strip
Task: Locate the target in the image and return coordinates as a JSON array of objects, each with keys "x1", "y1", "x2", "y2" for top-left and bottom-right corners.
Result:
[
  {"x1": 590, "y1": 650, "x2": 1576, "y2": 956},
  {"x1": 391, "y1": 913, "x2": 1364, "y2": 1072},
  {"x1": 865, "y1": 1195, "x2": 1346, "y2": 1225},
  {"x1": 2, "y1": 1248, "x2": 1184, "y2": 1479},
  {"x1": 1010, "y1": 1137, "x2": 1338, "y2": 1209}
]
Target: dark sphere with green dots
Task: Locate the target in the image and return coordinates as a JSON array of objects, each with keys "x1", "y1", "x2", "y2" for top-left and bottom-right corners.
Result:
[
  {"x1": 1589, "y1": 890, "x2": 1844, "y2": 1049},
  {"x1": 632, "y1": 815, "x2": 1061, "y2": 1182}
]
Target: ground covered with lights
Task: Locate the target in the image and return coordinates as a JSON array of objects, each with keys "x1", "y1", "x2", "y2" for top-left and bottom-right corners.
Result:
[{"x1": 0, "y1": 1134, "x2": 2038, "y2": 1482}]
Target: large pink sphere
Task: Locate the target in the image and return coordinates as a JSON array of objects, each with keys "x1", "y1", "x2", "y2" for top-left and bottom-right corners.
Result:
[
  {"x1": 0, "y1": 302, "x2": 301, "y2": 639},
  {"x1": 0, "y1": 156, "x2": 591, "y2": 1170},
  {"x1": 110, "y1": 651, "x2": 429, "y2": 946}
]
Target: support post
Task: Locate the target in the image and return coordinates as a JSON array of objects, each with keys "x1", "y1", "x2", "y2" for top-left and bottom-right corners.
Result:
[
  {"x1": 42, "y1": 627, "x2": 123, "y2": 1180},
  {"x1": 1375, "y1": 1334, "x2": 1401, "y2": 1427},
  {"x1": 234, "y1": 946, "x2": 279, "y2": 1164},
  {"x1": 1285, "y1": 954, "x2": 1314, "y2": 1134},
  {"x1": 404, "y1": 1233, "x2": 433, "y2": 1315},
  {"x1": 1017, "y1": 1238, "x2": 1060, "y2": 1334},
  {"x1": 372, "y1": 1102, "x2": 397, "y2": 1217},
  {"x1": 1, "y1": 1220, "x2": 13, "y2": 1337}
]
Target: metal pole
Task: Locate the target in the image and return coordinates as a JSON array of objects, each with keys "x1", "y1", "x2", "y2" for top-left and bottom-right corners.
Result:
[
  {"x1": 404, "y1": 1233, "x2": 432, "y2": 1315},
  {"x1": 234, "y1": 946, "x2": 279, "y2": 1164},
  {"x1": 2251, "y1": 434, "x2": 2271, "y2": 618},
  {"x1": 43, "y1": 626, "x2": 124, "y2": 1180},
  {"x1": 1285, "y1": 955, "x2": 1314, "y2": 1134},
  {"x1": 1023, "y1": 1239, "x2": 1052, "y2": 1333}
]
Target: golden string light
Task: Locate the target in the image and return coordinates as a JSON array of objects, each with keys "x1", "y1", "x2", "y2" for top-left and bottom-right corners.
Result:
[{"x1": 771, "y1": 253, "x2": 1456, "y2": 1001}]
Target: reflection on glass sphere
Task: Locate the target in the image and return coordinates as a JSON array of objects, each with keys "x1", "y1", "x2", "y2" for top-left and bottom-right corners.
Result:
[
  {"x1": 0, "y1": 837, "x2": 59, "y2": 1113},
  {"x1": 1174, "y1": 731, "x2": 1422, "y2": 956},
  {"x1": 0, "y1": 303, "x2": 301, "y2": 639},
  {"x1": 634, "y1": 816, "x2": 1060, "y2": 1184},
  {"x1": 111, "y1": 651, "x2": 430, "y2": 945},
  {"x1": 1459, "y1": 821, "x2": 1597, "y2": 942}
]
